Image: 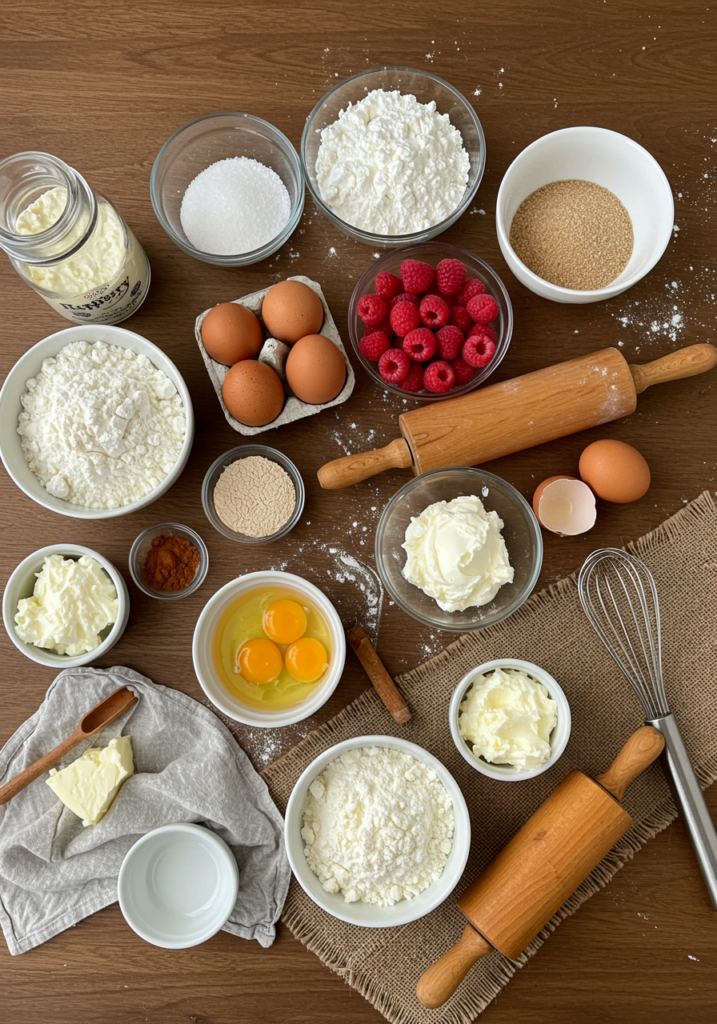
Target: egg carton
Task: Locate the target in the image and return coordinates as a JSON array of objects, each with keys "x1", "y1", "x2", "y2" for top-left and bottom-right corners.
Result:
[{"x1": 195, "y1": 275, "x2": 355, "y2": 436}]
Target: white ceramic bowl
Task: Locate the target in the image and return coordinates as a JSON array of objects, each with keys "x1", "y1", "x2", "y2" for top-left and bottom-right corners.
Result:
[
  {"x1": 192, "y1": 570, "x2": 346, "y2": 728},
  {"x1": 2, "y1": 544, "x2": 130, "y2": 668},
  {"x1": 0, "y1": 324, "x2": 194, "y2": 519},
  {"x1": 449, "y1": 659, "x2": 571, "y2": 782},
  {"x1": 284, "y1": 735, "x2": 471, "y2": 928},
  {"x1": 496, "y1": 127, "x2": 674, "y2": 303},
  {"x1": 118, "y1": 823, "x2": 239, "y2": 949}
]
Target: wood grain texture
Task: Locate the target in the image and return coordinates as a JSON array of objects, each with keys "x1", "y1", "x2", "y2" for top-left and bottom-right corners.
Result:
[{"x1": 1, "y1": 1, "x2": 716, "y2": 1022}]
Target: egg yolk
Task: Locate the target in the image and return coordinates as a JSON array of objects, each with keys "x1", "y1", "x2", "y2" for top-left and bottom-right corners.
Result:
[
  {"x1": 263, "y1": 599, "x2": 307, "y2": 645},
  {"x1": 285, "y1": 638, "x2": 328, "y2": 683},
  {"x1": 237, "y1": 638, "x2": 282, "y2": 684}
]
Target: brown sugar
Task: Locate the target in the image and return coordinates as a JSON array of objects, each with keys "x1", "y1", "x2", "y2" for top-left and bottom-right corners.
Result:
[
  {"x1": 509, "y1": 179, "x2": 634, "y2": 290},
  {"x1": 143, "y1": 534, "x2": 200, "y2": 591}
]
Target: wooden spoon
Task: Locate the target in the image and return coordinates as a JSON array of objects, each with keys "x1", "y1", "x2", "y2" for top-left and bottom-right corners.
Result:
[{"x1": 0, "y1": 685, "x2": 138, "y2": 806}]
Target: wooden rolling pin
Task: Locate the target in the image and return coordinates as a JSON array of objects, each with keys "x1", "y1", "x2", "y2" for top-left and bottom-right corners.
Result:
[
  {"x1": 318, "y1": 344, "x2": 717, "y2": 488},
  {"x1": 416, "y1": 725, "x2": 665, "y2": 1009}
]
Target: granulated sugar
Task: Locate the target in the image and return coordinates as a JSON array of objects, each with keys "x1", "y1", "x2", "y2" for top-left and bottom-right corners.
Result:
[
  {"x1": 180, "y1": 157, "x2": 291, "y2": 255},
  {"x1": 510, "y1": 179, "x2": 633, "y2": 290},
  {"x1": 213, "y1": 456, "x2": 296, "y2": 537}
]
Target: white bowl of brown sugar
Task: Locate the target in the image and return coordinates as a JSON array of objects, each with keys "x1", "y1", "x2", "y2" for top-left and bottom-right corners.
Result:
[
  {"x1": 495, "y1": 126, "x2": 674, "y2": 304},
  {"x1": 201, "y1": 445, "x2": 304, "y2": 543}
]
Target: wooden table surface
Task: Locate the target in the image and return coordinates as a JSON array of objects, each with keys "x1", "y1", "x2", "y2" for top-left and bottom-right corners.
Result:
[{"x1": 1, "y1": 1, "x2": 716, "y2": 1021}]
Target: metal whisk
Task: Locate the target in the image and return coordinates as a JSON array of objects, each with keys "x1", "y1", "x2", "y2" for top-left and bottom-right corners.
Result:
[{"x1": 578, "y1": 547, "x2": 717, "y2": 908}]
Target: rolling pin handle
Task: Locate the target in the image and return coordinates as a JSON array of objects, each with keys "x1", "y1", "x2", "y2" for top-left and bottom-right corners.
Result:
[
  {"x1": 629, "y1": 343, "x2": 717, "y2": 395},
  {"x1": 317, "y1": 437, "x2": 412, "y2": 489},
  {"x1": 595, "y1": 725, "x2": 665, "y2": 802},
  {"x1": 416, "y1": 924, "x2": 493, "y2": 1009}
]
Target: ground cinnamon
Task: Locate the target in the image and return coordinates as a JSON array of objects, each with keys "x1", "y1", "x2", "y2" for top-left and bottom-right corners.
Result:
[{"x1": 143, "y1": 534, "x2": 200, "y2": 591}]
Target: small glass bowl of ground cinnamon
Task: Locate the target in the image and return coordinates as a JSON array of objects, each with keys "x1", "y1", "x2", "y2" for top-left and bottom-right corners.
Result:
[{"x1": 129, "y1": 523, "x2": 209, "y2": 600}]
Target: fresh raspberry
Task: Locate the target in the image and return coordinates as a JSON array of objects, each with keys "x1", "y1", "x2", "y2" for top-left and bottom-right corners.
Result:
[
  {"x1": 424, "y1": 286, "x2": 455, "y2": 308},
  {"x1": 378, "y1": 347, "x2": 410, "y2": 383},
  {"x1": 419, "y1": 294, "x2": 450, "y2": 329},
  {"x1": 400, "y1": 259, "x2": 435, "y2": 295},
  {"x1": 359, "y1": 331, "x2": 391, "y2": 361},
  {"x1": 462, "y1": 334, "x2": 497, "y2": 368},
  {"x1": 436, "y1": 258, "x2": 467, "y2": 295},
  {"x1": 389, "y1": 301, "x2": 421, "y2": 337},
  {"x1": 358, "y1": 293, "x2": 389, "y2": 326},
  {"x1": 374, "y1": 271, "x2": 402, "y2": 300},
  {"x1": 467, "y1": 293, "x2": 500, "y2": 325},
  {"x1": 389, "y1": 292, "x2": 420, "y2": 308},
  {"x1": 449, "y1": 305, "x2": 472, "y2": 333},
  {"x1": 456, "y1": 278, "x2": 486, "y2": 306},
  {"x1": 364, "y1": 317, "x2": 395, "y2": 339},
  {"x1": 423, "y1": 360, "x2": 456, "y2": 394},
  {"x1": 400, "y1": 361, "x2": 425, "y2": 393},
  {"x1": 450, "y1": 357, "x2": 475, "y2": 386},
  {"x1": 467, "y1": 322, "x2": 498, "y2": 344},
  {"x1": 435, "y1": 325, "x2": 464, "y2": 361},
  {"x1": 403, "y1": 328, "x2": 437, "y2": 362}
]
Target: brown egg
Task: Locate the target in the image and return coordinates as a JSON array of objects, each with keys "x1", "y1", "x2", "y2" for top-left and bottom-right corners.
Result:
[
  {"x1": 222, "y1": 360, "x2": 284, "y2": 426},
  {"x1": 261, "y1": 281, "x2": 324, "y2": 345},
  {"x1": 201, "y1": 302, "x2": 263, "y2": 365},
  {"x1": 285, "y1": 334, "x2": 347, "y2": 405},
  {"x1": 532, "y1": 475, "x2": 596, "y2": 535},
  {"x1": 579, "y1": 439, "x2": 651, "y2": 503}
]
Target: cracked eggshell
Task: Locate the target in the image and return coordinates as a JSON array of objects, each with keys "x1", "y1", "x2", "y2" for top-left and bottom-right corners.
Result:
[{"x1": 532, "y1": 475, "x2": 597, "y2": 536}]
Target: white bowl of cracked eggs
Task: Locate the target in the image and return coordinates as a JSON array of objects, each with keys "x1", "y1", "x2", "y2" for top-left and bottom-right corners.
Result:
[
  {"x1": 284, "y1": 735, "x2": 471, "y2": 928},
  {"x1": 0, "y1": 324, "x2": 194, "y2": 519}
]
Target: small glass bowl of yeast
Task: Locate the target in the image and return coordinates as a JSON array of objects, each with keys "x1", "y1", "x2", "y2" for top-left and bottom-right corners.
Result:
[{"x1": 192, "y1": 571, "x2": 346, "y2": 727}]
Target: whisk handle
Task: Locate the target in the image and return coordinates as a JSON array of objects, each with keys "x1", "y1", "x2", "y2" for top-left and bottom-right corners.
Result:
[
  {"x1": 595, "y1": 726, "x2": 665, "y2": 801},
  {"x1": 649, "y1": 713, "x2": 717, "y2": 910}
]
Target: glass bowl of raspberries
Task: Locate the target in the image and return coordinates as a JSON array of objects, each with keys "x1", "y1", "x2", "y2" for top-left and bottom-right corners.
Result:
[{"x1": 349, "y1": 242, "x2": 513, "y2": 401}]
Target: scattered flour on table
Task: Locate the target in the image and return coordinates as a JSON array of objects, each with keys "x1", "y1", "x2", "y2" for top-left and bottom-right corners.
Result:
[
  {"x1": 18, "y1": 341, "x2": 186, "y2": 509},
  {"x1": 302, "y1": 745, "x2": 454, "y2": 905}
]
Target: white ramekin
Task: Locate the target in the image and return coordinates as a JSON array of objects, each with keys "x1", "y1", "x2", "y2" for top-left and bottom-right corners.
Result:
[
  {"x1": 496, "y1": 126, "x2": 674, "y2": 304},
  {"x1": 449, "y1": 658, "x2": 571, "y2": 782},
  {"x1": 192, "y1": 570, "x2": 346, "y2": 728},
  {"x1": 2, "y1": 544, "x2": 130, "y2": 668},
  {"x1": 0, "y1": 324, "x2": 194, "y2": 519},
  {"x1": 284, "y1": 735, "x2": 471, "y2": 928}
]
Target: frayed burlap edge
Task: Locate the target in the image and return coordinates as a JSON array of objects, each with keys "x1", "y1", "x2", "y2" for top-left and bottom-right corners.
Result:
[{"x1": 262, "y1": 491, "x2": 717, "y2": 1024}]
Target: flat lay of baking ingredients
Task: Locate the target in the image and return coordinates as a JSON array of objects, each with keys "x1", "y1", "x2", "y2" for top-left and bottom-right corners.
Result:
[{"x1": 1, "y1": 4, "x2": 716, "y2": 1024}]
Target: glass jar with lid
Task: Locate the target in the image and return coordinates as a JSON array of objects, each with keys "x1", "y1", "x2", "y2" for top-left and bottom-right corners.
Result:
[{"x1": 0, "y1": 151, "x2": 150, "y2": 324}]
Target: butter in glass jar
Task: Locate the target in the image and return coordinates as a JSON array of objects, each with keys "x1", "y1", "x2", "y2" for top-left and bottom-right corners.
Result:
[{"x1": 0, "y1": 151, "x2": 150, "y2": 324}]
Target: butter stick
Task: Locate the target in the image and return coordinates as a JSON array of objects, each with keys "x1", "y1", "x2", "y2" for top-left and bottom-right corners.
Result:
[{"x1": 346, "y1": 625, "x2": 411, "y2": 725}]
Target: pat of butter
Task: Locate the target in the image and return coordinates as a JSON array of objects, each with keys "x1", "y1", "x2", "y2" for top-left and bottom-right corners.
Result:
[{"x1": 47, "y1": 735, "x2": 134, "y2": 826}]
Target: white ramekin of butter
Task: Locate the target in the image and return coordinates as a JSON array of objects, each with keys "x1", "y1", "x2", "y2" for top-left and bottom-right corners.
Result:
[
  {"x1": 2, "y1": 544, "x2": 130, "y2": 668},
  {"x1": 449, "y1": 659, "x2": 571, "y2": 781}
]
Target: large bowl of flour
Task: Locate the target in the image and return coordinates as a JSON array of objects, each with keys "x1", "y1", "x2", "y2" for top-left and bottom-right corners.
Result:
[
  {"x1": 284, "y1": 735, "x2": 471, "y2": 928},
  {"x1": 0, "y1": 324, "x2": 194, "y2": 519}
]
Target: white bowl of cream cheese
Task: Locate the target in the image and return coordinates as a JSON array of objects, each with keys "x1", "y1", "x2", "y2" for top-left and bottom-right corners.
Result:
[
  {"x1": 3, "y1": 544, "x2": 130, "y2": 668},
  {"x1": 0, "y1": 324, "x2": 194, "y2": 519},
  {"x1": 449, "y1": 659, "x2": 571, "y2": 781}
]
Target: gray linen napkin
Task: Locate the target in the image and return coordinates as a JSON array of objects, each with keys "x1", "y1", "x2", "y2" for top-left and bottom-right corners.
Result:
[{"x1": 0, "y1": 665, "x2": 291, "y2": 955}]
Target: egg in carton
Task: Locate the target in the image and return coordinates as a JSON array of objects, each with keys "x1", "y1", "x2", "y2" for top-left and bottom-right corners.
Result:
[{"x1": 195, "y1": 275, "x2": 355, "y2": 436}]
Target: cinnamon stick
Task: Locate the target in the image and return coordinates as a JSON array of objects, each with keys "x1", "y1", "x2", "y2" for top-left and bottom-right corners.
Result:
[{"x1": 346, "y1": 625, "x2": 411, "y2": 724}]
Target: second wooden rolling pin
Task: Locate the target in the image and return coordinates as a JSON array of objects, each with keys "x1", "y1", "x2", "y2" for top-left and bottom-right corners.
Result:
[
  {"x1": 415, "y1": 725, "x2": 665, "y2": 1008},
  {"x1": 318, "y1": 343, "x2": 717, "y2": 489}
]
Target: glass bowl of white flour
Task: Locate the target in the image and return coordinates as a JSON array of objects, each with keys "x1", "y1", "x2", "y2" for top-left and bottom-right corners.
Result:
[
  {"x1": 302, "y1": 67, "x2": 486, "y2": 246},
  {"x1": 284, "y1": 735, "x2": 471, "y2": 927},
  {"x1": 0, "y1": 324, "x2": 194, "y2": 519}
]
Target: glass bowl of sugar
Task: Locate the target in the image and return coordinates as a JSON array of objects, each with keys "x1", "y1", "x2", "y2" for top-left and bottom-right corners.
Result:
[{"x1": 151, "y1": 113, "x2": 305, "y2": 266}]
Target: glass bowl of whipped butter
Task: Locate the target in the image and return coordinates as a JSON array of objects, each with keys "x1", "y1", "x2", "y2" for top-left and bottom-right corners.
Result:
[
  {"x1": 375, "y1": 467, "x2": 542, "y2": 633},
  {"x1": 449, "y1": 659, "x2": 572, "y2": 782}
]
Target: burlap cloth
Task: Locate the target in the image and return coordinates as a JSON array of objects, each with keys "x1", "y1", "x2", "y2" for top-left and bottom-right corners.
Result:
[{"x1": 262, "y1": 492, "x2": 717, "y2": 1024}]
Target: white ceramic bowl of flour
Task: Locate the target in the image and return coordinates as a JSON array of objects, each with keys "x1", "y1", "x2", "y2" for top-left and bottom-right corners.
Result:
[
  {"x1": 496, "y1": 126, "x2": 674, "y2": 303},
  {"x1": 192, "y1": 570, "x2": 346, "y2": 728},
  {"x1": 0, "y1": 324, "x2": 194, "y2": 519},
  {"x1": 284, "y1": 735, "x2": 471, "y2": 928}
]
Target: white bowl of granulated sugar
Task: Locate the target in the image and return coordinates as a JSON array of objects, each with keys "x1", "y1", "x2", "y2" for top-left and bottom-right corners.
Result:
[
  {"x1": 284, "y1": 736, "x2": 471, "y2": 928},
  {"x1": 495, "y1": 126, "x2": 674, "y2": 304}
]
